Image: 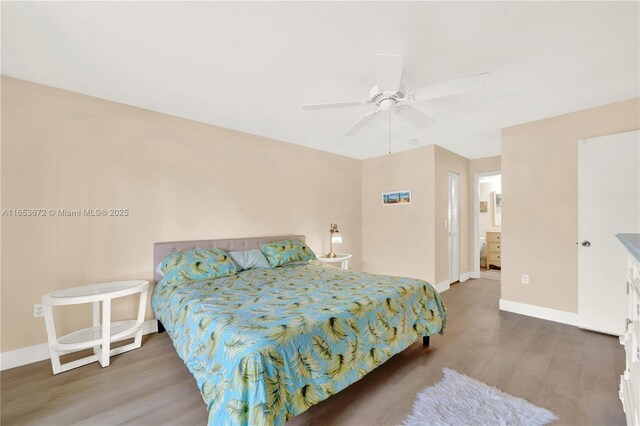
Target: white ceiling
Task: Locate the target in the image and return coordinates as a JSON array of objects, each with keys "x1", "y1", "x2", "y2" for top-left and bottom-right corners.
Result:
[{"x1": 2, "y1": 2, "x2": 638, "y2": 159}]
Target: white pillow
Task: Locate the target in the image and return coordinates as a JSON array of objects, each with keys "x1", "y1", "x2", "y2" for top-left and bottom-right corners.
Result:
[{"x1": 229, "y1": 249, "x2": 270, "y2": 271}]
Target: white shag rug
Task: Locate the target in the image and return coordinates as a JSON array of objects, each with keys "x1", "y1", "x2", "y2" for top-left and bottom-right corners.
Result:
[{"x1": 403, "y1": 368, "x2": 558, "y2": 426}]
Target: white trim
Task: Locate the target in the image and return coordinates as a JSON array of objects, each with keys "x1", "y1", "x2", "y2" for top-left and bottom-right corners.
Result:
[
  {"x1": 435, "y1": 271, "x2": 473, "y2": 294},
  {"x1": 0, "y1": 343, "x2": 50, "y2": 371},
  {"x1": 459, "y1": 271, "x2": 472, "y2": 282},
  {"x1": 435, "y1": 280, "x2": 451, "y2": 293},
  {"x1": 0, "y1": 319, "x2": 158, "y2": 371},
  {"x1": 472, "y1": 170, "x2": 501, "y2": 280},
  {"x1": 499, "y1": 299, "x2": 578, "y2": 326}
]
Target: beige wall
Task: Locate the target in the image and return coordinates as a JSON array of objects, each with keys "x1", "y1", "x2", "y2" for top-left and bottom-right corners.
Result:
[
  {"x1": 469, "y1": 156, "x2": 501, "y2": 177},
  {"x1": 361, "y1": 146, "x2": 436, "y2": 283},
  {"x1": 1, "y1": 77, "x2": 363, "y2": 351},
  {"x1": 501, "y1": 98, "x2": 640, "y2": 313},
  {"x1": 361, "y1": 144, "x2": 471, "y2": 285}
]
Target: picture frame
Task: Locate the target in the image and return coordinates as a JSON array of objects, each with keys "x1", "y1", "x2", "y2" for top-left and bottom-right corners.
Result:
[
  {"x1": 479, "y1": 201, "x2": 488, "y2": 213},
  {"x1": 382, "y1": 190, "x2": 411, "y2": 205}
]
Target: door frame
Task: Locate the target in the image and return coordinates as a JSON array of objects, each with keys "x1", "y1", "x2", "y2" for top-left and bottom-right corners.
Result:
[{"x1": 472, "y1": 170, "x2": 501, "y2": 279}]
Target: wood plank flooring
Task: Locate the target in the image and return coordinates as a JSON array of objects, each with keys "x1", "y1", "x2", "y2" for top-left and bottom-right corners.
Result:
[{"x1": 1, "y1": 279, "x2": 626, "y2": 425}]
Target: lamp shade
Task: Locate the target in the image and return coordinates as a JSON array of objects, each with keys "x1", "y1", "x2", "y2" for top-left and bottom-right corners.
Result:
[{"x1": 331, "y1": 233, "x2": 343, "y2": 244}]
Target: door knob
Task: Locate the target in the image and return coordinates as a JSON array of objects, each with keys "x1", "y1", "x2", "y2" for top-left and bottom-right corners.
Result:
[{"x1": 581, "y1": 241, "x2": 591, "y2": 247}]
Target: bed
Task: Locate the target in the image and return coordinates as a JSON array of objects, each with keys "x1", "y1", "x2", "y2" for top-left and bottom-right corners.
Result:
[{"x1": 151, "y1": 236, "x2": 447, "y2": 426}]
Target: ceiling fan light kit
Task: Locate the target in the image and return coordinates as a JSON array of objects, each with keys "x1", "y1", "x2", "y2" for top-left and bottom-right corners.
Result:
[{"x1": 302, "y1": 53, "x2": 488, "y2": 138}]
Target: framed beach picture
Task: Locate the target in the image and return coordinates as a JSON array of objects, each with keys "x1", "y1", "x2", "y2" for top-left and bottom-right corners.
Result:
[{"x1": 382, "y1": 190, "x2": 411, "y2": 205}]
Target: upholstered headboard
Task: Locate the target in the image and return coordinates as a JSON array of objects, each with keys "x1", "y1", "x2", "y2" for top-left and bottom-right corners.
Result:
[{"x1": 153, "y1": 235, "x2": 305, "y2": 284}]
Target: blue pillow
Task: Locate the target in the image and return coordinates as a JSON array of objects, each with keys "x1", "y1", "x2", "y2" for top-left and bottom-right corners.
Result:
[
  {"x1": 229, "y1": 249, "x2": 270, "y2": 270},
  {"x1": 160, "y1": 248, "x2": 238, "y2": 283},
  {"x1": 260, "y1": 239, "x2": 316, "y2": 267}
]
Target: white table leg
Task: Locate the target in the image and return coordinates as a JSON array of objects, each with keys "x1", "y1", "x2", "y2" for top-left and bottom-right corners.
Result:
[
  {"x1": 99, "y1": 299, "x2": 111, "y2": 367},
  {"x1": 343, "y1": 259, "x2": 349, "y2": 270},
  {"x1": 92, "y1": 301, "x2": 100, "y2": 355},
  {"x1": 133, "y1": 289, "x2": 148, "y2": 348},
  {"x1": 43, "y1": 305, "x2": 61, "y2": 374}
]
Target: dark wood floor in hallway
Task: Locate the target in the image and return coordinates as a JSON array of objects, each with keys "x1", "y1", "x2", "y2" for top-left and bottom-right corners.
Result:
[{"x1": 1, "y1": 279, "x2": 626, "y2": 425}]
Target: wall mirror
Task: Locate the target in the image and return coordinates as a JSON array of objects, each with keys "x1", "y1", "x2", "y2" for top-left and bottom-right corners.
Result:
[{"x1": 493, "y1": 192, "x2": 502, "y2": 226}]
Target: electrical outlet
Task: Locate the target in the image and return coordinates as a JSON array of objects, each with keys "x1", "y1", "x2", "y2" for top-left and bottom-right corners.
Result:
[
  {"x1": 33, "y1": 304, "x2": 44, "y2": 318},
  {"x1": 521, "y1": 274, "x2": 530, "y2": 285}
]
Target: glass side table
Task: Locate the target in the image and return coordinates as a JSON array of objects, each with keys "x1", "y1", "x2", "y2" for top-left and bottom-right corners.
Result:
[{"x1": 42, "y1": 280, "x2": 148, "y2": 374}]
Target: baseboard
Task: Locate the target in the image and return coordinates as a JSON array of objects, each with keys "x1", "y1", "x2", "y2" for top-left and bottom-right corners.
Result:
[
  {"x1": 0, "y1": 343, "x2": 51, "y2": 371},
  {"x1": 459, "y1": 271, "x2": 472, "y2": 282},
  {"x1": 499, "y1": 299, "x2": 578, "y2": 326},
  {"x1": 435, "y1": 280, "x2": 451, "y2": 293},
  {"x1": 435, "y1": 271, "x2": 473, "y2": 293},
  {"x1": 470, "y1": 271, "x2": 481, "y2": 279},
  {"x1": 0, "y1": 319, "x2": 159, "y2": 371}
]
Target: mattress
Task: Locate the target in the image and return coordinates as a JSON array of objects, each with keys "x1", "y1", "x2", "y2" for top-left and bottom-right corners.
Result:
[{"x1": 151, "y1": 263, "x2": 446, "y2": 425}]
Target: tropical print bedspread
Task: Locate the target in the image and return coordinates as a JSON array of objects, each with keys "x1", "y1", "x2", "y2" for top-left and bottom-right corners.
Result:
[{"x1": 151, "y1": 263, "x2": 446, "y2": 426}]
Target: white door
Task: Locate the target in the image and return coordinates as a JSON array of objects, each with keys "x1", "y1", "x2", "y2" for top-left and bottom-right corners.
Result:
[
  {"x1": 448, "y1": 172, "x2": 460, "y2": 282},
  {"x1": 578, "y1": 130, "x2": 640, "y2": 336}
]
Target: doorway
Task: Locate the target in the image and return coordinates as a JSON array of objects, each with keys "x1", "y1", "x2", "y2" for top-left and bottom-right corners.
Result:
[
  {"x1": 473, "y1": 172, "x2": 502, "y2": 280},
  {"x1": 448, "y1": 172, "x2": 460, "y2": 282}
]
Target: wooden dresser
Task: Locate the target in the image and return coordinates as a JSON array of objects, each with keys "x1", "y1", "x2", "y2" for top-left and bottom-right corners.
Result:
[
  {"x1": 486, "y1": 232, "x2": 501, "y2": 269},
  {"x1": 617, "y1": 234, "x2": 640, "y2": 426}
]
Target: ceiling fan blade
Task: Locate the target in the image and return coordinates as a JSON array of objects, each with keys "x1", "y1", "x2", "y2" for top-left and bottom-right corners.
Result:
[
  {"x1": 375, "y1": 54, "x2": 404, "y2": 93},
  {"x1": 343, "y1": 109, "x2": 381, "y2": 136},
  {"x1": 395, "y1": 105, "x2": 436, "y2": 129},
  {"x1": 412, "y1": 72, "x2": 489, "y2": 101},
  {"x1": 302, "y1": 100, "x2": 369, "y2": 110}
]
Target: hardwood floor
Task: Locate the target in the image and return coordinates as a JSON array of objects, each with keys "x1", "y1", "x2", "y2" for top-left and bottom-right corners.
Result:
[{"x1": 1, "y1": 279, "x2": 625, "y2": 425}]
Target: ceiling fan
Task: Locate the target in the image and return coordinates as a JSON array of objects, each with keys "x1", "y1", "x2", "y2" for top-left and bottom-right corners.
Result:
[{"x1": 302, "y1": 54, "x2": 488, "y2": 136}]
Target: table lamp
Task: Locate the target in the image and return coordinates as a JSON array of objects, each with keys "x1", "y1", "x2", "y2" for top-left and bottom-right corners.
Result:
[{"x1": 327, "y1": 223, "x2": 342, "y2": 258}]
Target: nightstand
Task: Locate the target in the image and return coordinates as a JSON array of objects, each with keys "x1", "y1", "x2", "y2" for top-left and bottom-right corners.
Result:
[{"x1": 316, "y1": 253, "x2": 352, "y2": 270}]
